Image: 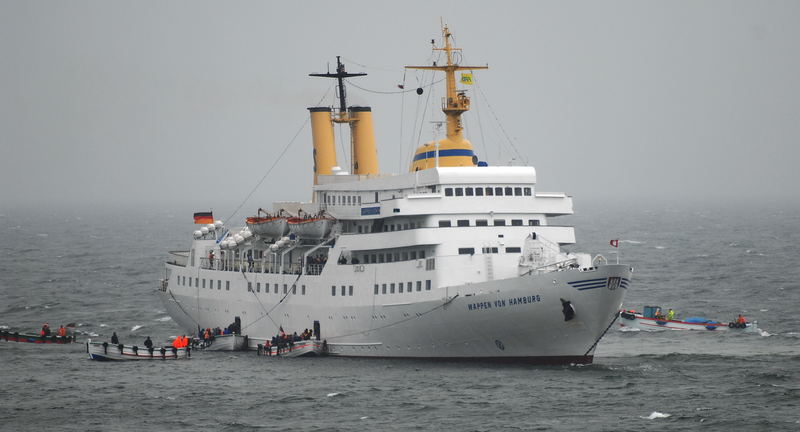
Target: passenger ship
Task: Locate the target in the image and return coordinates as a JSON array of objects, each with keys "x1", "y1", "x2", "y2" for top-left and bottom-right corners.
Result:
[{"x1": 159, "y1": 25, "x2": 631, "y2": 364}]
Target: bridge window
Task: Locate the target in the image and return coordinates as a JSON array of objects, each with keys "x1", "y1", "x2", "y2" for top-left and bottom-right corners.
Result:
[
  {"x1": 457, "y1": 220, "x2": 470, "y2": 227},
  {"x1": 455, "y1": 188, "x2": 464, "y2": 196},
  {"x1": 439, "y1": 220, "x2": 452, "y2": 227},
  {"x1": 410, "y1": 251, "x2": 417, "y2": 260},
  {"x1": 495, "y1": 187, "x2": 503, "y2": 196},
  {"x1": 494, "y1": 219, "x2": 506, "y2": 226},
  {"x1": 302, "y1": 285, "x2": 306, "y2": 295},
  {"x1": 524, "y1": 187, "x2": 532, "y2": 196},
  {"x1": 445, "y1": 188, "x2": 454, "y2": 196},
  {"x1": 226, "y1": 281, "x2": 230, "y2": 291},
  {"x1": 476, "y1": 219, "x2": 488, "y2": 227},
  {"x1": 382, "y1": 284, "x2": 387, "y2": 294},
  {"x1": 341, "y1": 285, "x2": 346, "y2": 296},
  {"x1": 374, "y1": 284, "x2": 379, "y2": 295},
  {"x1": 512, "y1": 219, "x2": 523, "y2": 226},
  {"x1": 283, "y1": 284, "x2": 287, "y2": 294},
  {"x1": 256, "y1": 282, "x2": 261, "y2": 293},
  {"x1": 458, "y1": 248, "x2": 475, "y2": 255},
  {"x1": 349, "y1": 286, "x2": 353, "y2": 296},
  {"x1": 514, "y1": 187, "x2": 522, "y2": 196},
  {"x1": 398, "y1": 283, "x2": 403, "y2": 293},
  {"x1": 506, "y1": 247, "x2": 522, "y2": 253},
  {"x1": 485, "y1": 187, "x2": 494, "y2": 196},
  {"x1": 274, "y1": 283, "x2": 278, "y2": 294},
  {"x1": 426, "y1": 280, "x2": 432, "y2": 291},
  {"x1": 529, "y1": 219, "x2": 541, "y2": 226},
  {"x1": 217, "y1": 280, "x2": 221, "y2": 290},
  {"x1": 417, "y1": 281, "x2": 422, "y2": 292},
  {"x1": 390, "y1": 283, "x2": 395, "y2": 294},
  {"x1": 189, "y1": 278, "x2": 192, "y2": 287},
  {"x1": 465, "y1": 187, "x2": 474, "y2": 196},
  {"x1": 331, "y1": 285, "x2": 336, "y2": 296},
  {"x1": 247, "y1": 282, "x2": 252, "y2": 292},
  {"x1": 475, "y1": 188, "x2": 484, "y2": 196}
]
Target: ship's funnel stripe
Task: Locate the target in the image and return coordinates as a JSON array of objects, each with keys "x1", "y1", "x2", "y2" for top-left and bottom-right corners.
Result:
[{"x1": 413, "y1": 149, "x2": 474, "y2": 161}]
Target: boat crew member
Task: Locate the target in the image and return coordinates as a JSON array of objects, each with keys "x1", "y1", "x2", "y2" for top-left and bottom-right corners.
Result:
[
  {"x1": 144, "y1": 336, "x2": 153, "y2": 349},
  {"x1": 41, "y1": 323, "x2": 51, "y2": 337},
  {"x1": 667, "y1": 309, "x2": 675, "y2": 321},
  {"x1": 57, "y1": 325, "x2": 66, "y2": 337},
  {"x1": 172, "y1": 335, "x2": 182, "y2": 349},
  {"x1": 111, "y1": 332, "x2": 119, "y2": 344},
  {"x1": 736, "y1": 314, "x2": 746, "y2": 325}
]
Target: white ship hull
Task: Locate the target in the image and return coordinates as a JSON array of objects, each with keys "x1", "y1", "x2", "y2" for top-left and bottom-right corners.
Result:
[{"x1": 159, "y1": 264, "x2": 629, "y2": 364}]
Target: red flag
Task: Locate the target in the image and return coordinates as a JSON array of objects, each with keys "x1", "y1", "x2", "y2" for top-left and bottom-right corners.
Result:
[{"x1": 610, "y1": 239, "x2": 619, "y2": 248}]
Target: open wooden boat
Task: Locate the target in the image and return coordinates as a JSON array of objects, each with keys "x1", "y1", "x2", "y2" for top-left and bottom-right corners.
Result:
[
  {"x1": 256, "y1": 339, "x2": 326, "y2": 357},
  {"x1": 197, "y1": 334, "x2": 248, "y2": 351},
  {"x1": 86, "y1": 339, "x2": 190, "y2": 361},
  {"x1": 1, "y1": 330, "x2": 76, "y2": 344}
]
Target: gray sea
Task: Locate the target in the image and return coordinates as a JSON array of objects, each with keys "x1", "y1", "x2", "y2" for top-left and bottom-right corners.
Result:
[{"x1": 1, "y1": 201, "x2": 799, "y2": 431}]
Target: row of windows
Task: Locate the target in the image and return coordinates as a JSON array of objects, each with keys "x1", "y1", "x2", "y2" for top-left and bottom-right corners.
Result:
[
  {"x1": 373, "y1": 280, "x2": 432, "y2": 295},
  {"x1": 180, "y1": 276, "x2": 231, "y2": 291},
  {"x1": 331, "y1": 285, "x2": 354, "y2": 296},
  {"x1": 458, "y1": 247, "x2": 522, "y2": 255},
  {"x1": 323, "y1": 193, "x2": 370, "y2": 206},
  {"x1": 356, "y1": 248, "x2": 427, "y2": 264},
  {"x1": 445, "y1": 186, "x2": 532, "y2": 197},
  {"x1": 439, "y1": 219, "x2": 540, "y2": 227},
  {"x1": 248, "y1": 282, "x2": 307, "y2": 296}
]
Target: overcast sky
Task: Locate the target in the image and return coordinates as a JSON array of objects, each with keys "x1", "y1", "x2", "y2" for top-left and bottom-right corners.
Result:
[{"x1": 1, "y1": 1, "x2": 798, "y2": 216}]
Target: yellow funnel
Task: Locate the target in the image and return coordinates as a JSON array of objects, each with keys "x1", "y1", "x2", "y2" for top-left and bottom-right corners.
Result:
[
  {"x1": 349, "y1": 106, "x2": 379, "y2": 176},
  {"x1": 309, "y1": 107, "x2": 337, "y2": 185}
]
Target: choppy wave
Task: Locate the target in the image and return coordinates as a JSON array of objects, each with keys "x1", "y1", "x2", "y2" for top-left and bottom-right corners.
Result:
[{"x1": 641, "y1": 412, "x2": 670, "y2": 420}]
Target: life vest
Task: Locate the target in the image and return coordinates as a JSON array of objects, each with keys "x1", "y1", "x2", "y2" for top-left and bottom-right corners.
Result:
[{"x1": 58, "y1": 327, "x2": 66, "y2": 337}]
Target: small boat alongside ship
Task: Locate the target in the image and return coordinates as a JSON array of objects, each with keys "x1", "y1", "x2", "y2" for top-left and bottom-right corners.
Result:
[
  {"x1": 618, "y1": 306, "x2": 758, "y2": 332},
  {"x1": 86, "y1": 339, "x2": 191, "y2": 361},
  {"x1": 256, "y1": 339, "x2": 326, "y2": 357},
  {"x1": 196, "y1": 333, "x2": 249, "y2": 351}
]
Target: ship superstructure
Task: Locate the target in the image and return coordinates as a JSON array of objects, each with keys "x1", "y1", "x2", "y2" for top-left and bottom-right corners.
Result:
[{"x1": 159, "y1": 25, "x2": 630, "y2": 364}]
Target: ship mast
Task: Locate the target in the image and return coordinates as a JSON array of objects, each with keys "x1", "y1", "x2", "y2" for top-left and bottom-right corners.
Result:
[{"x1": 406, "y1": 24, "x2": 488, "y2": 144}]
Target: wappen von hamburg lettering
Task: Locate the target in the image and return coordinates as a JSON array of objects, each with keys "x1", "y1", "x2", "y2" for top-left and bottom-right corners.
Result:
[{"x1": 467, "y1": 295, "x2": 542, "y2": 311}]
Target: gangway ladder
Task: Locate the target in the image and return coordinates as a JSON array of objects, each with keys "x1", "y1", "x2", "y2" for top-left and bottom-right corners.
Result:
[{"x1": 484, "y1": 245, "x2": 494, "y2": 281}]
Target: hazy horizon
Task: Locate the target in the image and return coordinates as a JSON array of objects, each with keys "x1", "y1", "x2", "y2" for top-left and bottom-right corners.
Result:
[{"x1": 2, "y1": 1, "x2": 799, "y2": 215}]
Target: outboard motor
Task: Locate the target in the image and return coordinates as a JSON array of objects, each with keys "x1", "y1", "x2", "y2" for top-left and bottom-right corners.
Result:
[{"x1": 560, "y1": 298, "x2": 576, "y2": 321}]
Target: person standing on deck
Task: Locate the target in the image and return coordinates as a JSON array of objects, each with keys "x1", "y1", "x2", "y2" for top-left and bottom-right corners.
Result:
[
  {"x1": 111, "y1": 332, "x2": 119, "y2": 344},
  {"x1": 667, "y1": 309, "x2": 675, "y2": 321}
]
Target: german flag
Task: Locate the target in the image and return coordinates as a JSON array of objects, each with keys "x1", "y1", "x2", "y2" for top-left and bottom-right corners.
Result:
[{"x1": 194, "y1": 212, "x2": 213, "y2": 224}]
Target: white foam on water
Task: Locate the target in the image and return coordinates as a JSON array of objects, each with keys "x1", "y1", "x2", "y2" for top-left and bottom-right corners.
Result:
[
  {"x1": 88, "y1": 332, "x2": 99, "y2": 337},
  {"x1": 757, "y1": 329, "x2": 772, "y2": 337},
  {"x1": 621, "y1": 240, "x2": 644, "y2": 244},
  {"x1": 360, "y1": 416, "x2": 368, "y2": 420},
  {"x1": 760, "y1": 309, "x2": 768, "y2": 312},
  {"x1": 618, "y1": 326, "x2": 641, "y2": 332},
  {"x1": 0, "y1": 325, "x2": 9, "y2": 329},
  {"x1": 131, "y1": 325, "x2": 143, "y2": 332},
  {"x1": 155, "y1": 316, "x2": 172, "y2": 322},
  {"x1": 641, "y1": 411, "x2": 671, "y2": 420},
  {"x1": 99, "y1": 323, "x2": 108, "y2": 327},
  {"x1": 654, "y1": 246, "x2": 666, "y2": 250},
  {"x1": 326, "y1": 392, "x2": 340, "y2": 398}
]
